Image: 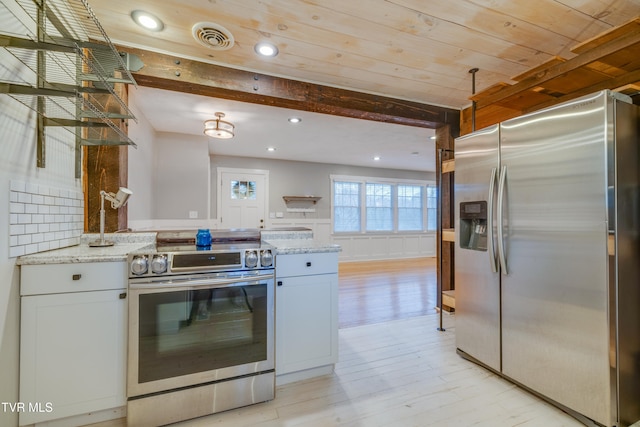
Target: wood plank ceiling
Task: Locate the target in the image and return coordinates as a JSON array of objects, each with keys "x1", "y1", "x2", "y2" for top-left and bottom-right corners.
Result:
[
  {"x1": 88, "y1": 0, "x2": 640, "y2": 118},
  {"x1": 467, "y1": 17, "x2": 640, "y2": 132}
]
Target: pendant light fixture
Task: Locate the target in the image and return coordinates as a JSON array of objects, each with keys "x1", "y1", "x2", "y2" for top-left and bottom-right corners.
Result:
[{"x1": 204, "y1": 112, "x2": 235, "y2": 139}]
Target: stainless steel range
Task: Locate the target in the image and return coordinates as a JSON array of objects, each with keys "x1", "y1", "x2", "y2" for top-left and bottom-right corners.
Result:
[{"x1": 126, "y1": 230, "x2": 275, "y2": 427}]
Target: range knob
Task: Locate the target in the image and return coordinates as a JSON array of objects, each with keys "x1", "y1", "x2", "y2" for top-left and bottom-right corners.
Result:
[
  {"x1": 260, "y1": 250, "x2": 273, "y2": 267},
  {"x1": 130, "y1": 255, "x2": 149, "y2": 276},
  {"x1": 151, "y1": 255, "x2": 168, "y2": 274},
  {"x1": 245, "y1": 250, "x2": 258, "y2": 268}
]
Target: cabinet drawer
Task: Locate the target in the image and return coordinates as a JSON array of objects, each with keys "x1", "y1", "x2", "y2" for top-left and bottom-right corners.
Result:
[
  {"x1": 276, "y1": 252, "x2": 338, "y2": 278},
  {"x1": 21, "y1": 262, "x2": 127, "y2": 295}
]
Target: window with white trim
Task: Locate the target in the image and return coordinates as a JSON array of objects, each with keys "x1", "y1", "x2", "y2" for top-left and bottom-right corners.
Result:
[
  {"x1": 366, "y1": 183, "x2": 393, "y2": 231},
  {"x1": 331, "y1": 175, "x2": 436, "y2": 233},
  {"x1": 333, "y1": 181, "x2": 361, "y2": 232},
  {"x1": 398, "y1": 184, "x2": 423, "y2": 231}
]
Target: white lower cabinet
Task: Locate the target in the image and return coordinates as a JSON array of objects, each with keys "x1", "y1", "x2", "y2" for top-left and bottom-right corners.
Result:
[
  {"x1": 275, "y1": 252, "x2": 338, "y2": 384},
  {"x1": 19, "y1": 262, "x2": 127, "y2": 426}
]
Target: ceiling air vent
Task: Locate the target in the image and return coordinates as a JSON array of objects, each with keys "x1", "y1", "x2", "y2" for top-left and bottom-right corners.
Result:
[{"x1": 192, "y1": 22, "x2": 235, "y2": 50}]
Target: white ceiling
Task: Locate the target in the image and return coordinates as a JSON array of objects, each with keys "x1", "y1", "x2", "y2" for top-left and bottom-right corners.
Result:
[{"x1": 132, "y1": 86, "x2": 435, "y2": 172}]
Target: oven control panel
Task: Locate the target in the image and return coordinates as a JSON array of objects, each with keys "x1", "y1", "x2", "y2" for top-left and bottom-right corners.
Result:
[{"x1": 128, "y1": 248, "x2": 274, "y2": 277}]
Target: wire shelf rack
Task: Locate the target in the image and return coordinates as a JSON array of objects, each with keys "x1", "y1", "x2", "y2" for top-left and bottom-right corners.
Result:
[{"x1": 1, "y1": 0, "x2": 137, "y2": 147}]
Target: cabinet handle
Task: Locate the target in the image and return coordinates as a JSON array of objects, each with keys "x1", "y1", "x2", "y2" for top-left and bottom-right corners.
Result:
[
  {"x1": 72, "y1": 274, "x2": 82, "y2": 281},
  {"x1": 119, "y1": 292, "x2": 127, "y2": 299},
  {"x1": 306, "y1": 262, "x2": 312, "y2": 267},
  {"x1": 277, "y1": 281, "x2": 283, "y2": 286}
]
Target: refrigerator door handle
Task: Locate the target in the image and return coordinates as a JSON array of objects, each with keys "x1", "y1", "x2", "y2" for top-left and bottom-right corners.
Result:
[
  {"x1": 497, "y1": 165, "x2": 508, "y2": 274},
  {"x1": 487, "y1": 167, "x2": 498, "y2": 273}
]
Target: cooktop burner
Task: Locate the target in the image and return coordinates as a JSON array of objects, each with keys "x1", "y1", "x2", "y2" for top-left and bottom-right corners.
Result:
[{"x1": 128, "y1": 229, "x2": 274, "y2": 278}]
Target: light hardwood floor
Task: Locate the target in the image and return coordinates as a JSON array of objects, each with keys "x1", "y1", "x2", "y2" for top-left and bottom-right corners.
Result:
[
  {"x1": 175, "y1": 314, "x2": 581, "y2": 427},
  {"x1": 338, "y1": 257, "x2": 438, "y2": 328},
  {"x1": 92, "y1": 258, "x2": 582, "y2": 427}
]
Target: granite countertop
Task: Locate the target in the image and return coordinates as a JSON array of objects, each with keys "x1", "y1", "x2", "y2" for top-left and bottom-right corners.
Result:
[
  {"x1": 16, "y1": 229, "x2": 341, "y2": 264},
  {"x1": 260, "y1": 229, "x2": 313, "y2": 240},
  {"x1": 16, "y1": 233, "x2": 156, "y2": 265},
  {"x1": 262, "y1": 228, "x2": 340, "y2": 254},
  {"x1": 264, "y1": 238, "x2": 341, "y2": 255}
]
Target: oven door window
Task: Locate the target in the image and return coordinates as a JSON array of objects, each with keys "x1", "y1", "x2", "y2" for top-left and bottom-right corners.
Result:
[{"x1": 137, "y1": 283, "x2": 268, "y2": 383}]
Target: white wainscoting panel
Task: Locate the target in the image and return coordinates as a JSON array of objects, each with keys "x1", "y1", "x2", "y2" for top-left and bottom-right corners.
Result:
[
  {"x1": 332, "y1": 233, "x2": 435, "y2": 261},
  {"x1": 268, "y1": 219, "x2": 435, "y2": 261}
]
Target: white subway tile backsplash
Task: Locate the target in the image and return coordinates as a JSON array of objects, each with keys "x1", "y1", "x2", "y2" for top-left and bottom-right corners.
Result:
[
  {"x1": 9, "y1": 179, "x2": 83, "y2": 257},
  {"x1": 10, "y1": 224, "x2": 25, "y2": 235},
  {"x1": 10, "y1": 202, "x2": 24, "y2": 213},
  {"x1": 10, "y1": 246, "x2": 25, "y2": 258},
  {"x1": 18, "y1": 193, "x2": 31, "y2": 203},
  {"x1": 10, "y1": 180, "x2": 25, "y2": 192},
  {"x1": 25, "y1": 183, "x2": 38, "y2": 194}
]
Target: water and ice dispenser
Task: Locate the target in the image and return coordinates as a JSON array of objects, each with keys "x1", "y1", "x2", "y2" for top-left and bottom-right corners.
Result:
[{"x1": 459, "y1": 201, "x2": 487, "y2": 251}]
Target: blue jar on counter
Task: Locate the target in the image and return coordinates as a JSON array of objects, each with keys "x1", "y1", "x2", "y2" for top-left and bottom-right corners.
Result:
[{"x1": 196, "y1": 229, "x2": 212, "y2": 247}]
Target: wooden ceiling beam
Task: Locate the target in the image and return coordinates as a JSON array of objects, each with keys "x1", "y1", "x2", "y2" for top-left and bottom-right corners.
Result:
[
  {"x1": 520, "y1": 68, "x2": 640, "y2": 114},
  {"x1": 475, "y1": 27, "x2": 640, "y2": 109},
  {"x1": 120, "y1": 46, "x2": 459, "y2": 132}
]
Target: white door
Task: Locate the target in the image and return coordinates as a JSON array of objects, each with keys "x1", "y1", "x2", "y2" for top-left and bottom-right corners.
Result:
[{"x1": 218, "y1": 168, "x2": 268, "y2": 229}]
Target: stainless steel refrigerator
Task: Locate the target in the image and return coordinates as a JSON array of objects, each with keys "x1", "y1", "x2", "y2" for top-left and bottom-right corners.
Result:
[{"x1": 454, "y1": 90, "x2": 640, "y2": 427}]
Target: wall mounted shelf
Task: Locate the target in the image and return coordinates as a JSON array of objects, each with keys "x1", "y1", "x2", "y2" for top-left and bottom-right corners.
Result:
[
  {"x1": 283, "y1": 196, "x2": 322, "y2": 204},
  {"x1": 1, "y1": 0, "x2": 138, "y2": 177}
]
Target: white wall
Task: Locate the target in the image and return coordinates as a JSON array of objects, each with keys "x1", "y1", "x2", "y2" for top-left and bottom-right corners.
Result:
[
  {"x1": 154, "y1": 132, "x2": 210, "y2": 220},
  {"x1": 210, "y1": 155, "x2": 437, "y2": 260},
  {"x1": 0, "y1": 94, "x2": 82, "y2": 427},
  {"x1": 128, "y1": 89, "x2": 212, "y2": 229},
  {"x1": 1, "y1": 4, "x2": 87, "y2": 423},
  {"x1": 210, "y1": 155, "x2": 435, "y2": 222},
  {"x1": 126, "y1": 99, "x2": 437, "y2": 260},
  {"x1": 127, "y1": 88, "x2": 156, "y2": 223}
]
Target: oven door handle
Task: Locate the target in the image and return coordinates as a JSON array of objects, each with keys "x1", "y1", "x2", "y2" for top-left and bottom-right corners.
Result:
[{"x1": 129, "y1": 274, "x2": 273, "y2": 290}]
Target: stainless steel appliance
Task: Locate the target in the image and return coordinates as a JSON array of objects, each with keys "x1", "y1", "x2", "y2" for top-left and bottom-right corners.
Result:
[
  {"x1": 126, "y1": 230, "x2": 275, "y2": 427},
  {"x1": 455, "y1": 90, "x2": 640, "y2": 427}
]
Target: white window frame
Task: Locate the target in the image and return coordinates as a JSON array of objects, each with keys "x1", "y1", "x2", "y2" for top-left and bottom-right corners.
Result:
[{"x1": 330, "y1": 174, "x2": 436, "y2": 235}]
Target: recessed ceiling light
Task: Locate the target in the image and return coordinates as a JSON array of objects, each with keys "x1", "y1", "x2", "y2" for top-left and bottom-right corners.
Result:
[
  {"x1": 373, "y1": 156, "x2": 381, "y2": 161},
  {"x1": 430, "y1": 136, "x2": 436, "y2": 140},
  {"x1": 288, "y1": 116, "x2": 301, "y2": 124},
  {"x1": 267, "y1": 147, "x2": 276, "y2": 152},
  {"x1": 254, "y1": 42, "x2": 279, "y2": 57},
  {"x1": 131, "y1": 10, "x2": 164, "y2": 31}
]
